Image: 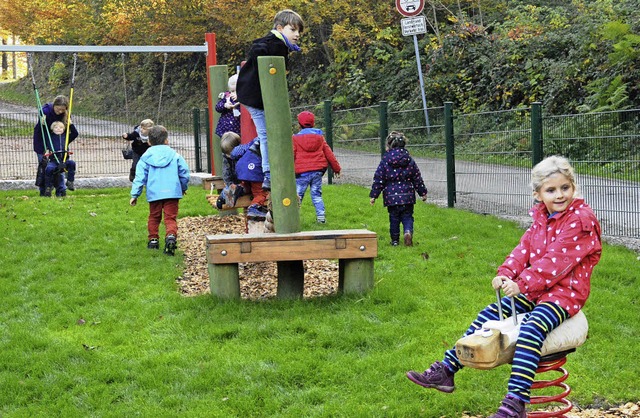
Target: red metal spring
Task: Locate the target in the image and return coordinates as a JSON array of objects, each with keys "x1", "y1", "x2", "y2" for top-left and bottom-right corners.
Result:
[{"x1": 528, "y1": 356, "x2": 573, "y2": 418}]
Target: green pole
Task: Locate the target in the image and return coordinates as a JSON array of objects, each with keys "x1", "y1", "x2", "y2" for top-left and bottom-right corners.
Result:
[
  {"x1": 324, "y1": 99, "x2": 334, "y2": 184},
  {"x1": 531, "y1": 102, "x2": 543, "y2": 166},
  {"x1": 204, "y1": 107, "x2": 212, "y2": 173},
  {"x1": 192, "y1": 108, "x2": 201, "y2": 172},
  {"x1": 257, "y1": 56, "x2": 300, "y2": 234},
  {"x1": 379, "y1": 101, "x2": 388, "y2": 157},
  {"x1": 208, "y1": 65, "x2": 228, "y2": 175},
  {"x1": 444, "y1": 102, "x2": 456, "y2": 208}
]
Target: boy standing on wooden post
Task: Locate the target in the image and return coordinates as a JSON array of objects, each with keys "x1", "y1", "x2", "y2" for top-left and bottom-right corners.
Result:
[{"x1": 236, "y1": 9, "x2": 304, "y2": 191}]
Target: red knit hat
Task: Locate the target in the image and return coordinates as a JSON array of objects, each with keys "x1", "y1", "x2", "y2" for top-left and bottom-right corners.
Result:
[{"x1": 297, "y1": 111, "x2": 315, "y2": 128}]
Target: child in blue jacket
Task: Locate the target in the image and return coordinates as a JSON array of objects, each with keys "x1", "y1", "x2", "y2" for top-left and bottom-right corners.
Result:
[
  {"x1": 130, "y1": 125, "x2": 190, "y2": 255},
  {"x1": 370, "y1": 131, "x2": 428, "y2": 246},
  {"x1": 231, "y1": 137, "x2": 269, "y2": 220}
]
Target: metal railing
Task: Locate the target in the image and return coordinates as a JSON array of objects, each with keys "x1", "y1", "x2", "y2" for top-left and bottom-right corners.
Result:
[{"x1": 1, "y1": 102, "x2": 638, "y2": 241}]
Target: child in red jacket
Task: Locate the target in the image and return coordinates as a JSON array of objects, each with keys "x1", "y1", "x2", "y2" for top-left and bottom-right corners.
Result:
[
  {"x1": 406, "y1": 155, "x2": 602, "y2": 418},
  {"x1": 292, "y1": 111, "x2": 341, "y2": 224}
]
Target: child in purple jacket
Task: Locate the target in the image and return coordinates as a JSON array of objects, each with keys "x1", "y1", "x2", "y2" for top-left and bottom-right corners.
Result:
[{"x1": 369, "y1": 131, "x2": 427, "y2": 246}]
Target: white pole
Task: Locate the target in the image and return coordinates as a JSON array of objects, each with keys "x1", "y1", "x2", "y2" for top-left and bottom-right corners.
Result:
[
  {"x1": 0, "y1": 45, "x2": 207, "y2": 53},
  {"x1": 412, "y1": 34, "x2": 430, "y2": 134}
]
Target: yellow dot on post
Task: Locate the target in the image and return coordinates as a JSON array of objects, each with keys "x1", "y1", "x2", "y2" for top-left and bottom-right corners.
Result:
[
  {"x1": 283, "y1": 198, "x2": 291, "y2": 206},
  {"x1": 269, "y1": 67, "x2": 277, "y2": 75}
]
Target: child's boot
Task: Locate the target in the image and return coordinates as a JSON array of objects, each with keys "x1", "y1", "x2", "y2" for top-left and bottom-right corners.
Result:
[
  {"x1": 404, "y1": 231, "x2": 413, "y2": 246},
  {"x1": 262, "y1": 171, "x2": 271, "y2": 191},
  {"x1": 147, "y1": 238, "x2": 160, "y2": 250},
  {"x1": 66, "y1": 180, "x2": 75, "y2": 191},
  {"x1": 488, "y1": 394, "x2": 526, "y2": 418},
  {"x1": 44, "y1": 186, "x2": 53, "y2": 197},
  {"x1": 164, "y1": 234, "x2": 177, "y2": 256},
  {"x1": 406, "y1": 361, "x2": 455, "y2": 393}
]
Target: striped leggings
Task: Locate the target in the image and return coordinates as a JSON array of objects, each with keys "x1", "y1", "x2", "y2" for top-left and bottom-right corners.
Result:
[{"x1": 443, "y1": 295, "x2": 569, "y2": 403}]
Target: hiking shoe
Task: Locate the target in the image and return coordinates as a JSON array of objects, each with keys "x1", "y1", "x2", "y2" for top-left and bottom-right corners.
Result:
[
  {"x1": 262, "y1": 172, "x2": 271, "y2": 191},
  {"x1": 147, "y1": 238, "x2": 160, "y2": 250},
  {"x1": 247, "y1": 204, "x2": 267, "y2": 221},
  {"x1": 488, "y1": 394, "x2": 526, "y2": 418},
  {"x1": 44, "y1": 186, "x2": 53, "y2": 197},
  {"x1": 391, "y1": 240, "x2": 399, "y2": 246},
  {"x1": 406, "y1": 361, "x2": 455, "y2": 393},
  {"x1": 66, "y1": 180, "x2": 75, "y2": 191},
  {"x1": 317, "y1": 216, "x2": 326, "y2": 224},
  {"x1": 404, "y1": 231, "x2": 413, "y2": 246},
  {"x1": 164, "y1": 234, "x2": 177, "y2": 256}
]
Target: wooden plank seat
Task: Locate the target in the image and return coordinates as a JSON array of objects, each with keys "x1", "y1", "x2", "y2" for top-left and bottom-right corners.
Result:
[{"x1": 206, "y1": 229, "x2": 378, "y2": 299}]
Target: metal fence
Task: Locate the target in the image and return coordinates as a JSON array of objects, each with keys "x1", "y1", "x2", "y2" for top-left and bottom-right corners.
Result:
[
  {"x1": 1, "y1": 102, "x2": 638, "y2": 243},
  {"x1": 0, "y1": 109, "x2": 209, "y2": 180}
]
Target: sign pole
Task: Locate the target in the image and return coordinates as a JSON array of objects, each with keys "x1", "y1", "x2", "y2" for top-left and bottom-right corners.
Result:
[
  {"x1": 412, "y1": 34, "x2": 430, "y2": 134},
  {"x1": 396, "y1": 0, "x2": 430, "y2": 134}
]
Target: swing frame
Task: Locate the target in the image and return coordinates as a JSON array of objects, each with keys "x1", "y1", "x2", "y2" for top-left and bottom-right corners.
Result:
[{"x1": 2, "y1": 36, "x2": 220, "y2": 173}]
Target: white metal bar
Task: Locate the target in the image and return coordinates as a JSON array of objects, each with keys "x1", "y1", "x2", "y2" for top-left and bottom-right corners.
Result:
[{"x1": 0, "y1": 45, "x2": 208, "y2": 53}]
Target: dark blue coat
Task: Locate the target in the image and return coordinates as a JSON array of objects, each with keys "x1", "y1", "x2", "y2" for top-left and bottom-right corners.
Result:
[
  {"x1": 237, "y1": 32, "x2": 290, "y2": 110},
  {"x1": 369, "y1": 148, "x2": 428, "y2": 207},
  {"x1": 33, "y1": 103, "x2": 77, "y2": 154}
]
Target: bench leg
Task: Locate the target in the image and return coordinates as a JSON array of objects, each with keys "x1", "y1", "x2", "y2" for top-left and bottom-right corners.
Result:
[
  {"x1": 339, "y1": 258, "x2": 374, "y2": 294},
  {"x1": 276, "y1": 260, "x2": 305, "y2": 299},
  {"x1": 208, "y1": 263, "x2": 241, "y2": 299}
]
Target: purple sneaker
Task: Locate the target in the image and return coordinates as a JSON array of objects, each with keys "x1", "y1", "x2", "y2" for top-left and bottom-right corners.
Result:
[
  {"x1": 488, "y1": 394, "x2": 526, "y2": 418},
  {"x1": 406, "y1": 361, "x2": 455, "y2": 393}
]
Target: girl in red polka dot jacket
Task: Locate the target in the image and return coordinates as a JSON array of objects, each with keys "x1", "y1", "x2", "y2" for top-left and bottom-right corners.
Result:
[
  {"x1": 406, "y1": 155, "x2": 602, "y2": 418},
  {"x1": 369, "y1": 131, "x2": 428, "y2": 247}
]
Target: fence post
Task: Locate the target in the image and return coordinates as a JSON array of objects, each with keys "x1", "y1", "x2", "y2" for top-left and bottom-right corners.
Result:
[
  {"x1": 192, "y1": 108, "x2": 201, "y2": 172},
  {"x1": 531, "y1": 102, "x2": 543, "y2": 166},
  {"x1": 324, "y1": 99, "x2": 335, "y2": 185},
  {"x1": 205, "y1": 107, "x2": 212, "y2": 173},
  {"x1": 379, "y1": 101, "x2": 388, "y2": 157},
  {"x1": 445, "y1": 102, "x2": 456, "y2": 208}
]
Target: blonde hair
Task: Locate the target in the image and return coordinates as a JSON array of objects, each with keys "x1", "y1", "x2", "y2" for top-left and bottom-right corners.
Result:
[
  {"x1": 50, "y1": 121, "x2": 65, "y2": 132},
  {"x1": 273, "y1": 9, "x2": 304, "y2": 32},
  {"x1": 139, "y1": 119, "x2": 154, "y2": 129},
  {"x1": 531, "y1": 155, "x2": 581, "y2": 196},
  {"x1": 220, "y1": 132, "x2": 241, "y2": 154}
]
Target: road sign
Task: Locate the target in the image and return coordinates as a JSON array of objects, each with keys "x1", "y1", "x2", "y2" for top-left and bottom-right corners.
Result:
[
  {"x1": 401, "y1": 16, "x2": 427, "y2": 36},
  {"x1": 396, "y1": 0, "x2": 425, "y2": 17}
]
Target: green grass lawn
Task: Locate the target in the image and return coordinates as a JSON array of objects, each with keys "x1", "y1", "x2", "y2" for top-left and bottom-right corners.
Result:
[{"x1": 1, "y1": 184, "x2": 638, "y2": 417}]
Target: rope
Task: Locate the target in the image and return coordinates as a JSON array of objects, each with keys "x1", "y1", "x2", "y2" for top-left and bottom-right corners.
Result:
[
  {"x1": 27, "y1": 53, "x2": 59, "y2": 163},
  {"x1": 121, "y1": 53, "x2": 130, "y2": 123},
  {"x1": 156, "y1": 52, "x2": 168, "y2": 123},
  {"x1": 63, "y1": 53, "x2": 77, "y2": 163}
]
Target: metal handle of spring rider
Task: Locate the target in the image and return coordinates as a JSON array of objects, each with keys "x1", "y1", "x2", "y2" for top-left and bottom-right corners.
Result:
[{"x1": 495, "y1": 288, "x2": 518, "y2": 325}]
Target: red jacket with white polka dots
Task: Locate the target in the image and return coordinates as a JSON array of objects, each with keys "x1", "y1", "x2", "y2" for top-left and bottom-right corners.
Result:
[{"x1": 497, "y1": 198, "x2": 602, "y2": 317}]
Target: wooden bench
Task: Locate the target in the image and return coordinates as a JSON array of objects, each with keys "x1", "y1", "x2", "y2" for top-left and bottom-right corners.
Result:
[{"x1": 206, "y1": 229, "x2": 378, "y2": 299}]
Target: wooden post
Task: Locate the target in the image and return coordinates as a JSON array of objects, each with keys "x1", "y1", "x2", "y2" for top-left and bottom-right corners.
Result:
[
  {"x1": 208, "y1": 263, "x2": 241, "y2": 299},
  {"x1": 208, "y1": 65, "x2": 228, "y2": 176},
  {"x1": 257, "y1": 56, "x2": 303, "y2": 298},
  {"x1": 205, "y1": 33, "x2": 217, "y2": 174},
  {"x1": 339, "y1": 259, "x2": 374, "y2": 294}
]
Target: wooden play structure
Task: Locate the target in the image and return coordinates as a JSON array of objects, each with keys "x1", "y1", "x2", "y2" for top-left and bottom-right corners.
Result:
[{"x1": 205, "y1": 56, "x2": 377, "y2": 299}]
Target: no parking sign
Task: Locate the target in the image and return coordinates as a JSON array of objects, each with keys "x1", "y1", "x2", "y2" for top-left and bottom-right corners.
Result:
[{"x1": 396, "y1": 0, "x2": 424, "y2": 17}]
